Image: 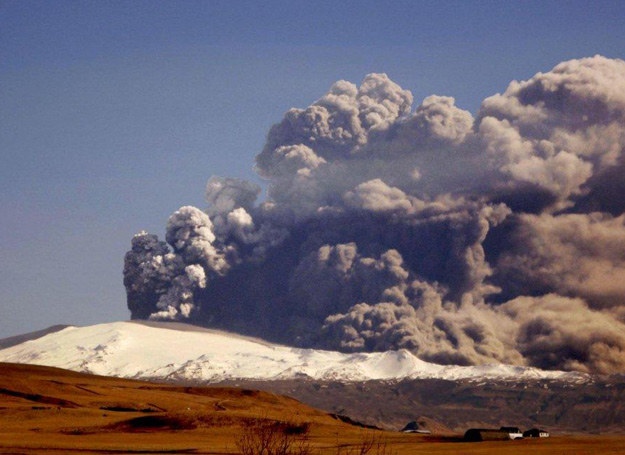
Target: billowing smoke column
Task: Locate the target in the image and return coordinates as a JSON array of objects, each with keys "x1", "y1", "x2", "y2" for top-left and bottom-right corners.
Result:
[{"x1": 124, "y1": 57, "x2": 625, "y2": 374}]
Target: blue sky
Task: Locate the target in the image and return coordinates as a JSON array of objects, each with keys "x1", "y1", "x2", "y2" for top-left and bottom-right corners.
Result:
[{"x1": 1, "y1": 0, "x2": 625, "y2": 337}]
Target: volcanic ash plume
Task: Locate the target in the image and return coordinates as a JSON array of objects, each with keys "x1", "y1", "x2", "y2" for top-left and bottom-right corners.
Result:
[{"x1": 124, "y1": 56, "x2": 625, "y2": 374}]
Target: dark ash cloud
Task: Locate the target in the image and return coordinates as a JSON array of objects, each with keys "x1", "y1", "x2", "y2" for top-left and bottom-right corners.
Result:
[{"x1": 124, "y1": 56, "x2": 625, "y2": 374}]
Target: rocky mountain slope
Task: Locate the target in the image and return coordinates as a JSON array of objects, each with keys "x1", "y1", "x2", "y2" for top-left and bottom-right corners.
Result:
[{"x1": 222, "y1": 376, "x2": 625, "y2": 433}]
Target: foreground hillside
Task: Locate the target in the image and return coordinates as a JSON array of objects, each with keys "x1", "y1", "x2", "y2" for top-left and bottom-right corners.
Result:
[
  {"x1": 0, "y1": 363, "x2": 624, "y2": 454},
  {"x1": 0, "y1": 362, "x2": 373, "y2": 454}
]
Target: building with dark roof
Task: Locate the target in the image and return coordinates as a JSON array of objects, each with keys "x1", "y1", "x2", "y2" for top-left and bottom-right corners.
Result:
[{"x1": 523, "y1": 428, "x2": 549, "y2": 438}]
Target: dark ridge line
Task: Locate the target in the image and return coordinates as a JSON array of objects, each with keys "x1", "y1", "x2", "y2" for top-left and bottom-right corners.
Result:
[
  {"x1": 0, "y1": 324, "x2": 70, "y2": 350},
  {"x1": 0, "y1": 387, "x2": 80, "y2": 408},
  {"x1": 74, "y1": 384, "x2": 103, "y2": 395}
]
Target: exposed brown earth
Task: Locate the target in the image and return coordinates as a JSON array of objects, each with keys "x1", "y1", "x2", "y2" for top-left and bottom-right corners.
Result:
[{"x1": 0, "y1": 363, "x2": 624, "y2": 454}]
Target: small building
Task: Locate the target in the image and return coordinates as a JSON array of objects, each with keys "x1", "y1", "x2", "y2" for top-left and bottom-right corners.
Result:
[
  {"x1": 523, "y1": 428, "x2": 549, "y2": 438},
  {"x1": 500, "y1": 426, "x2": 523, "y2": 439},
  {"x1": 400, "y1": 421, "x2": 431, "y2": 434}
]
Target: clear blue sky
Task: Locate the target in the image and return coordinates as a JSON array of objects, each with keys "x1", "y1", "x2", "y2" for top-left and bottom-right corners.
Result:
[{"x1": 1, "y1": 0, "x2": 624, "y2": 337}]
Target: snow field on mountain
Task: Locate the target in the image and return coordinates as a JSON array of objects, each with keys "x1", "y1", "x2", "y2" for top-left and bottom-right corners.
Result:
[{"x1": 0, "y1": 321, "x2": 584, "y2": 382}]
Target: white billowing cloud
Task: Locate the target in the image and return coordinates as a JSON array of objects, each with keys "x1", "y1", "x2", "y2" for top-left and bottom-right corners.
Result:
[
  {"x1": 382, "y1": 95, "x2": 474, "y2": 151},
  {"x1": 414, "y1": 95, "x2": 474, "y2": 145},
  {"x1": 185, "y1": 264, "x2": 206, "y2": 288},
  {"x1": 166, "y1": 206, "x2": 226, "y2": 273},
  {"x1": 344, "y1": 179, "x2": 416, "y2": 213},
  {"x1": 480, "y1": 56, "x2": 625, "y2": 133},
  {"x1": 227, "y1": 207, "x2": 254, "y2": 230},
  {"x1": 476, "y1": 55, "x2": 625, "y2": 209},
  {"x1": 125, "y1": 207, "x2": 227, "y2": 321},
  {"x1": 357, "y1": 73, "x2": 413, "y2": 131},
  {"x1": 479, "y1": 116, "x2": 594, "y2": 206},
  {"x1": 205, "y1": 176, "x2": 260, "y2": 218},
  {"x1": 258, "y1": 144, "x2": 327, "y2": 178}
]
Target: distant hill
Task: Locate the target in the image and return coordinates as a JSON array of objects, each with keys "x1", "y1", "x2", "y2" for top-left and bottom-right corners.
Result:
[{"x1": 226, "y1": 376, "x2": 625, "y2": 433}]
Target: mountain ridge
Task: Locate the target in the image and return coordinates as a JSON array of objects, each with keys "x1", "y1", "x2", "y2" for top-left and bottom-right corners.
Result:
[{"x1": 0, "y1": 320, "x2": 587, "y2": 383}]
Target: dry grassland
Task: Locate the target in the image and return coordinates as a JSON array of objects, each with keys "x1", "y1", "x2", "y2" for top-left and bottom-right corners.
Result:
[{"x1": 0, "y1": 363, "x2": 623, "y2": 455}]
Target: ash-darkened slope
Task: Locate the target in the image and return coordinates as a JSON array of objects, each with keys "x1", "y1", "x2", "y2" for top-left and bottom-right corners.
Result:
[
  {"x1": 124, "y1": 56, "x2": 625, "y2": 375},
  {"x1": 215, "y1": 377, "x2": 625, "y2": 434}
]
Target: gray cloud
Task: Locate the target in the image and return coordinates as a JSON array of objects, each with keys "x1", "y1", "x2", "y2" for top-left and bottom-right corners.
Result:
[
  {"x1": 320, "y1": 270, "x2": 522, "y2": 367},
  {"x1": 289, "y1": 243, "x2": 409, "y2": 319},
  {"x1": 256, "y1": 73, "x2": 413, "y2": 174},
  {"x1": 124, "y1": 232, "x2": 173, "y2": 320},
  {"x1": 499, "y1": 295, "x2": 625, "y2": 374},
  {"x1": 494, "y1": 212, "x2": 625, "y2": 309},
  {"x1": 124, "y1": 56, "x2": 625, "y2": 374},
  {"x1": 477, "y1": 55, "x2": 625, "y2": 210}
]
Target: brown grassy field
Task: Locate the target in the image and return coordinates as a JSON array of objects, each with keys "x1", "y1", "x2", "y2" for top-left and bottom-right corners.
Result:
[{"x1": 0, "y1": 362, "x2": 624, "y2": 455}]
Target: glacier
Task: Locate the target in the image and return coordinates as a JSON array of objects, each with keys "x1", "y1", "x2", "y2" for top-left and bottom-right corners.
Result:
[{"x1": 0, "y1": 321, "x2": 587, "y2": 383}]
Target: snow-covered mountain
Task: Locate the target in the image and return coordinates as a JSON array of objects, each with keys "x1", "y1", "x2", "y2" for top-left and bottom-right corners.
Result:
[{"x1": 0, "y1": 321, "x2": 586, "y2": 383}]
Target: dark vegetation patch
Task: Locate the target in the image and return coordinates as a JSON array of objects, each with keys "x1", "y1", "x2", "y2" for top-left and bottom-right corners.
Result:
[
  {"x1": 105, "y1": 415, "x2": 197, "y2": 432},
  {"x1": 99, "y1": 406, "x2": 158, "y2": 413},
  {"x1": 329, "y1": 413, "x2": 380, "y2": 430},
  {"x1": 214, "y1": 401, "x2": 227, "y2": 411},
  {"x1": 238, "y1": 417, "x2": 312, "y2": 435},
  {"x1": 241, "y1": 389, "x2": 259, "y2": 397},
  {"x1": 194, "y1": 414, "x2": 242, "y2": 427},
  {"x1": 283, "y1": 421, "x2": 311, "y2": 435},
  {"x1": 0, "y1": 387, "x2": 79, "y2": 408},
  {"x1": 61, "y1": 428, "x2": 96, "y2": 435}
]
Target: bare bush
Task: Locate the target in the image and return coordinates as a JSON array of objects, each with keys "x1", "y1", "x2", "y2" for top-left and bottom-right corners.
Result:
[
  {"x1": 334, "y1": 434, "x2": 395, "y2": 455},
  {"x1": 236, "y1": 418, "x2": 311, "y2": 455}
]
